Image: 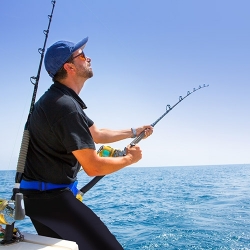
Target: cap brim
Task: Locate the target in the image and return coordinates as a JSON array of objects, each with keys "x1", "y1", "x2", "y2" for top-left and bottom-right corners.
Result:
[{"x1": 73, "y1": 37, "x2": 88, "y2": 52}]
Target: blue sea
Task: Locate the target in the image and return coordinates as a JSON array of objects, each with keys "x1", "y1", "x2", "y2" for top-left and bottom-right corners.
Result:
[{"x1": 1, "y1": 164, "x2": 250, "y2": 250}]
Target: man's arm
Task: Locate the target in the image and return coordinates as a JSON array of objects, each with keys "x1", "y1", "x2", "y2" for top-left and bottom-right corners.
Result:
[
  {"x1": 89, "y1": 124, "x2": 153, "y2": 144},
  {"x1": 72, "y1": 145, "x2": 142, "y2": 176}
]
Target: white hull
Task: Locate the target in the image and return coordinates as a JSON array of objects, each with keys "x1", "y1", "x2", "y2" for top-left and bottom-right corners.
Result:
[{"x1": 0, "y1": 233, "x2": 78, "y2": 249}]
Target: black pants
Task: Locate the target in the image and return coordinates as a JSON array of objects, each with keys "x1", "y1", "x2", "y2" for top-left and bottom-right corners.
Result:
[{"x1": 21, "y1": 188, "x2": 123, "y2": 250}]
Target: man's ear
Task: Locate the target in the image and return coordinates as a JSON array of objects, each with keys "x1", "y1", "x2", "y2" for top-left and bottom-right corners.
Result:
[{"x1": 64, "y1": 63, "x2": 75, "y2": 72}]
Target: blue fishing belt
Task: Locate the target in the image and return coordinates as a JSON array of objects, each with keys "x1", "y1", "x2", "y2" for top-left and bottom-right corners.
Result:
[{"x1": 20, "y1": 180, "x2": 79, "y2": 196}]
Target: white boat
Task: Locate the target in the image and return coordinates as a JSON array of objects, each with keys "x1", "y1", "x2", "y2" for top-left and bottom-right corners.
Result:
[{"x1": 0, "y1": 233, "x2": 78, "y2": 249}]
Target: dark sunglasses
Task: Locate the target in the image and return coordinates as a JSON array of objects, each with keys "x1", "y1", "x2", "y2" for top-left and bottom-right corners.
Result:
[{"x1": 71, "y1": 51, "x2": 86, "y2": 61}]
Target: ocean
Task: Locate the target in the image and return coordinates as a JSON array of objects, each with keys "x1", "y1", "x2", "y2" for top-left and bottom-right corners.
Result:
[{"x1": 0, "y1": 164, "x2": 250, "y2": 250}]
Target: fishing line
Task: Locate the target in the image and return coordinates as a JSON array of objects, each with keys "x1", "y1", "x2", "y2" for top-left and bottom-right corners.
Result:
[
  {"x1": 12, "y1": 0, "x2": 56, "y2": 198},
  {"x1": 2, "y1": 1, "x2": 56, "y2": 200},
  {"x1": 79, "y1": 84, "x2": 209, "y2": 196},
  {"x1": 1, "y1": 2, "x2": 56, "y2": 244},
  {"x1": 2, "y1": 106, "x2": 28, "y2": 194}
]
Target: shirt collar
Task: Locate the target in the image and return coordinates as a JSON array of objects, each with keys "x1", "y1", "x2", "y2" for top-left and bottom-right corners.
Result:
[{"x1": 52, "y1": 82, "x2": 87, "y2": 109}]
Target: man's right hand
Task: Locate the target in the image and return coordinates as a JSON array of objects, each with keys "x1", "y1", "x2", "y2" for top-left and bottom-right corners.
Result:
[{"x1": 125, "y1": 144, "x2": 142, "y2": 164}]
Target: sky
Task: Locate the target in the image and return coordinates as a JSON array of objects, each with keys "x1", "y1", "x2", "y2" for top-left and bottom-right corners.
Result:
[{"x1": 0, "y1": 0, "x2": 249, "y2": 170}]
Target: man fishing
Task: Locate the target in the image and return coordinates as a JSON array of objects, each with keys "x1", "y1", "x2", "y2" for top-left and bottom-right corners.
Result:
[{"x1": 20, "y1": 37, "x2": 153, "y2": 250}]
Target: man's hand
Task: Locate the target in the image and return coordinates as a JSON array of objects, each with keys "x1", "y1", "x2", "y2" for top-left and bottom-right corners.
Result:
[
  {"x1": 134, "y1": 125, "x2": 153, "y2": 139},
  {"x1": 125, "y1": 145, "x2": 142, "y2": 164}
]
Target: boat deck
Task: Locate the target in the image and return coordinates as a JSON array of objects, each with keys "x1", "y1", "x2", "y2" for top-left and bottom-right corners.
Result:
[{"x1": 0, "y1": 233, "x2": 78, "y2": 249}]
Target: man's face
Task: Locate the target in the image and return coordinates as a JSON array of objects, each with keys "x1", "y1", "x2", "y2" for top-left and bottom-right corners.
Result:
[{"x1": 71, "y1": 48, "x2": 93, "y2": 79}]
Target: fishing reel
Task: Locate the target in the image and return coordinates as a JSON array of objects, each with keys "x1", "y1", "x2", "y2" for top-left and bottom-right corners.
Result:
[
  {"x1": 0, "y1": 193, "x2": 25, "y2": 245},
  {"x1": 97, "y1": 145, "x2": 126, "y2": 157},
  {"x1": 0, "y1": 199, "x2": 15, "y2": 226}
]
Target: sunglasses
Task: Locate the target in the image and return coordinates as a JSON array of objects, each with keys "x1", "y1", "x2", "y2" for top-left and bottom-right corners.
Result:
[{"x1": 71, "y1": 51, "x2": 86, "y2": 61}]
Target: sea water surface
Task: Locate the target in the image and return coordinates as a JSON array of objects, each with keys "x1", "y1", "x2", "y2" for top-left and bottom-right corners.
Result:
[{"x1": 1, "y1": 164, "x2": 250, "y2": 249}]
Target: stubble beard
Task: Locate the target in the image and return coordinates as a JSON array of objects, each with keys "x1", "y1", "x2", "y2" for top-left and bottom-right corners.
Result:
[{"x1": 76, "y1": 66, "x2": 93, "y2": 79}]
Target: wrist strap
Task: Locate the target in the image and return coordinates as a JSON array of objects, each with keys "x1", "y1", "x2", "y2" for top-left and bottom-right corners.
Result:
[{"x1": 131, "y1": 128, "x2": 136, "y2": 138}]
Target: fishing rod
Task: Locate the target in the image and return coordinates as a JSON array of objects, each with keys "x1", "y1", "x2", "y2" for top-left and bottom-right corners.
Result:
[
  {"x1": 79, "y1": 84, "x2": 209, "y2": 196},
  {"x1": 0, "y1": 1, "x2": 57, "y2": 245},
  {"x1": 12, "y1": 0, "x2": 56, "y2": 197}
]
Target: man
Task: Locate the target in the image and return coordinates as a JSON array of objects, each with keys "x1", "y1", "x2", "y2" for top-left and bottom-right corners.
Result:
[{"x1": 20, "y1": 37, "x2": 153, "y2": 250}]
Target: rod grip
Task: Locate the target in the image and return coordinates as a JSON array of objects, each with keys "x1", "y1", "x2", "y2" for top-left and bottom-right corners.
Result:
[{"x1": 16, "y1": 130, "x2": 30, "y2": 173}]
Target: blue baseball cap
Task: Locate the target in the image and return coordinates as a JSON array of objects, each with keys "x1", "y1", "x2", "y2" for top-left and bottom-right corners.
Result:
[{"x1": 44, "y1": 37, "x2": 88, "y2": 78}]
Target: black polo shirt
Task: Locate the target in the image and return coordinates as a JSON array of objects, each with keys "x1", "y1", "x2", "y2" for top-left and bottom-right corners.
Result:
[{"x1": 23, "y1": 82, "x2": 95, "y2": 184}]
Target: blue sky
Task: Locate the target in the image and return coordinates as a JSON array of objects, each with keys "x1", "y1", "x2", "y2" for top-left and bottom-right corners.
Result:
[{"x1": 0, "y1": 0, "x2": 249, "y2": 170}]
